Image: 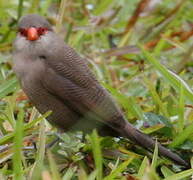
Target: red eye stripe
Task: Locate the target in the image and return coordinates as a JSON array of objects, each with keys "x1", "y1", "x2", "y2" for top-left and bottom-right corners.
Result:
[
  {"x1": 19, "y1": 28, "x2": 28, "y2": 36},
  {"x1": 18, "y1": 27, "x2": 48, "y2": 37},
  {"x1": 37, "y1": 27, "x2": 48, "y2": 35}
]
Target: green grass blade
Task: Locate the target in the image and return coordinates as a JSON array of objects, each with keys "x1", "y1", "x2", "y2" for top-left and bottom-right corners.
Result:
[
  {"x1": 137, "y1": 156, "x2": 149, "y2": 178},
  {"x1": 5, "y1": 96, "x2": 16, "y2": 128},
  {"x1": 12, "y1": 108, "x2": 24, "y2": 180},
  {"x1": 178, "y1": 84, "x2": 185, "y2": 133},
  {"x1": 0, "y1": 77, "x2": 18, "y2": 99},
  {"x1": 169, "y1": 122, "x2": 193, "y2": 148},
  {"x1": 30, "y1": 119, "x2": 46, "y2": 180},
  {"x1": 163, "y1": 168, "x2": 193, "y2": 180},
  {"x1": 24, "y1": 111, "x2": 52, "y2": 130},
  {"x1": 77, "y1": 167, "x2": 87, "y2": 180},
  {"x1": 161, "y1": 166, "x2": 175, "y2": 178},
  {"x1": 90, "y1": 130, "x2": 103, "y2": 180},
  {"x1": 48, "y1": 150, "x2": 62, "y2": 180},
  {"x1": 144, "y1": 77, "x2": 168, "y2": 117},
  {"x1": 93, "y1": 0, "x2": 114, "y2": 15},
  {"x1": 62, "y1": 167, "x2": 77, "y2": 180},
  {"x1": 151, "y1": 140, "x2": 158, "y2": 170},
  {"x1": 103, "y1": 157, "x2": 134, "y2": 180},
  {"x1": 87, "y1": 170, "x2": 97, "y2": 180},
  {"x1": 17, "y1": 0, "x2": 23, "y2": 20},
  {"x1": 153, "y1": 30, "x2": 171, "y2": 57},
  {"x1": 56, "y1": 0, "x2": 67, "y2": 33}
]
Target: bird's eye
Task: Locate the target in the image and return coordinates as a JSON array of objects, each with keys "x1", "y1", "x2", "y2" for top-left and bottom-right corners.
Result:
[
  {"x1": 37, "y1": 27, "x2": 48, "y2": 35},
  {"x1": 19, "y1": 28, "x2": 27, "y2": 36}
]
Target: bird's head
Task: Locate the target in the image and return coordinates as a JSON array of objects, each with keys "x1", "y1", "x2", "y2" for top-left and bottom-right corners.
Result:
[
  {"x1": 14, "y1": 14, "x2": 59, "y2": 56},
  {"x1": 18, "y1": 14, "x2": 52, "y2": 41}
]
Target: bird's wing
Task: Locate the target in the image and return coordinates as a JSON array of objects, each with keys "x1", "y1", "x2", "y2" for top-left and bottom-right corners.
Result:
[
  {"x1": 41, "y1": 43, "x2": 126, "y2": 130},
  {"x1": 44, "y1": 41, "x2": 98, "y2": 89}
]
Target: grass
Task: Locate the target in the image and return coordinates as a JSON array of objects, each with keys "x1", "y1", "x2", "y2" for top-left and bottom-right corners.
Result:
[{"x1": 0, "y1": 0, "x2": 193, "y2": 179}]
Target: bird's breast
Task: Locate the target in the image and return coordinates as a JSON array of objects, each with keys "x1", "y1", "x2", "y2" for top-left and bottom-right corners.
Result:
[{"x1": 13, "y1": 55, "x2": 45, "y2": 82}]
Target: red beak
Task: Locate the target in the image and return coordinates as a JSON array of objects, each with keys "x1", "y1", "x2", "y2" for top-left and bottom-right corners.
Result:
[{"x1": 27, "y1": 27, "x2": 39, "y2": 41}]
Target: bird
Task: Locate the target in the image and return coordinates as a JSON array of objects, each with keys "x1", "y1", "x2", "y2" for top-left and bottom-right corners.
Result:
[{"x1": 12, "y1": 14, "x2": 188, "y2": 167}]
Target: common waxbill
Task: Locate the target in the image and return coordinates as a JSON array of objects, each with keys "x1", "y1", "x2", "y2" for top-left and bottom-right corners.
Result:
[{"x1": 12, "y1": 14, "x2": 188, "y2": 167}]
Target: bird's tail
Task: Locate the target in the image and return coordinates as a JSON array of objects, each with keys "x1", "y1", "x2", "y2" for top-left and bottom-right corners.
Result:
[{"x1": 121, "y1": 122, "x2": 189, "y2": 167}]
